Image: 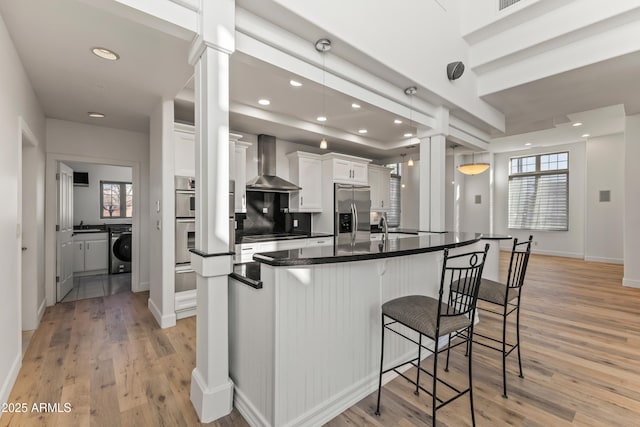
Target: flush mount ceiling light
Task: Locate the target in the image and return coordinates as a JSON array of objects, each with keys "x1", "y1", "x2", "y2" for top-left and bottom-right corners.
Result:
[
  {"x1": 394, "y1": 119, "x2": 403, "y2": 124},
  {"x1": 91, "y1": 47, "x2": 119, "y2": 61},
  {"x1": 351, "y1": 103, "x2": 361, "y2": 109},
  {"x1": 582, "y1": 133, "x2": 590, "y2": 138},
  {"x1": 316, "y1": 38, "x2": 332, "y2": 150},
  {"x1": 358, "y1": 129, "x2": 367, "y2": 134},
  {"x1": 289, "y1": 79, "x2": 303, "y2": 87},
  {"x1": 457, "y1": 151, "x2": 489, "y2": 175},
  {"x1": 572, "y1": 122, "x2": 583, "y2": 127},
  {"x1": 258, "y1": 99, "x2": 271, "y2": 106},
  {"x1": 88, "y1": 112, "x2": 105, "y2": 118},
  {"x1": 403, "y1": 133, "x2": 413, "y2": 137},
  {"x1": 525, "y1": 143, "x2": 532, "y2": 146}
]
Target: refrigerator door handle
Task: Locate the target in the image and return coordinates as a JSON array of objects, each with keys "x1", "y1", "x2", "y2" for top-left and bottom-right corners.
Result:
[
  {"x1": 351, "y1": 203, "x2": 356, "y2": 240},
  {"x1": 354, "y1": 202, "x2": 359, "y2": 235}
]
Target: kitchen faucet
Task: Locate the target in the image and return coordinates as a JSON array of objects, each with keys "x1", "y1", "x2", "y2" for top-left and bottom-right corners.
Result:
[
  {"x1": 379, "y1": 214, "x2": 388, "y2": 244},
  {"x1": 79, "y1": 220, "x2": 84, "y2": 229}
]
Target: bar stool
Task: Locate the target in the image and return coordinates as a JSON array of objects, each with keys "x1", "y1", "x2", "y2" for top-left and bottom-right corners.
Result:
[
  {"x1": 375, "y1": 244, "x2": 489, "y2": 426},
  {"x1": 465, "y1": 235, "x2": 532, "y2": 398}
]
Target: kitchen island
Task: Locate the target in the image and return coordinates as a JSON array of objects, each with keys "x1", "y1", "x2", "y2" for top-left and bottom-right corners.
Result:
[{"x1": 228, "y1": 232, "x2": 482, "y2": 427}]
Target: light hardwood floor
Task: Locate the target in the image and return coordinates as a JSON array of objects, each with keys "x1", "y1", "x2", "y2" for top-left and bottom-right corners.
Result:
[{"x1": 4, "y1": 254, "x2": 640, "y2": 426}]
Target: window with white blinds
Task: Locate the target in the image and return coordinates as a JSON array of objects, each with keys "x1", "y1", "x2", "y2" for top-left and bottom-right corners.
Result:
[
  {"x1": 508, "y1": 152, "x2": 568, "y2": 231},
  {"x1": 386, "y1": 163, "x2": 401, "y2": 228}
]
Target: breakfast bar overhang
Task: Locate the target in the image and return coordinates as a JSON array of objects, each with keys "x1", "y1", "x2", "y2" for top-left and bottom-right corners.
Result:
[{"x1": 228, "y1": 232, "x2": 482, "y2": 427}]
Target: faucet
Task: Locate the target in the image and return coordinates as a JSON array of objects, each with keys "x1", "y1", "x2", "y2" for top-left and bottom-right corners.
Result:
[
  {"x1": 379, "y1": 214, "x2": 388, "y2": 244},
  {"x1": 79, "y1": 220, "x2": 84, "y2": 229}
]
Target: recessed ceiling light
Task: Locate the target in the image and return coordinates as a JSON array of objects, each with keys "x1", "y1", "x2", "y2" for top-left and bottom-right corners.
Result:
[
  {"x1": 317, "y1": 116, "x2": 327, "y2": 122},
  {"x1": 351, "y1": 103, "x2": 361, "y2": 109},
  {"x1": 394, "y1": 119, "x2": 403, "y2": 124},
  {"x1": 258, "y1": 99, "x2": 271, "y2": 106},
  {"x1": 88, "y1": 112, "x2": 105, "y2": 118},
  {"x1": 572, "y1": 122, "x2": 583, "y2": 127},
  {"x1": 91, "y1": 47, "x2": 119, "y2": 61},
  {"x1": 404, "y1": 133, "x2": 413, "y2": 137},
  {"x1": 358, "y1": 129, "x2": 368, "y2": 134},
  {"x1": 524, "y1": 143, "x2": 532, "y2": 146},
  {"x1": 289, "y1": 79, "x2": 303, "y2": 87},
  {"x1": 582, "y1": 133, "x2": 590, "y2": 138}
]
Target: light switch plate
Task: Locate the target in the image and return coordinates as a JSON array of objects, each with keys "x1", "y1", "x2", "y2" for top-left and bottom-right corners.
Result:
[
  {"x1": 262, "y1": 207, "x2": 268, "y2": 214},
  {"x1": 293, "y1": 219, "x2": 299, "y2": 227}
]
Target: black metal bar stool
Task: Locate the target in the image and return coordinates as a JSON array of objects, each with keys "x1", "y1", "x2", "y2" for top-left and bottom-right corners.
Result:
[
  {"x1": 462, "y1": 235, "x2": 532, "y2": 398},
  {"x1": 375, "y1": 244, "x2": 489, "y2": 426}
]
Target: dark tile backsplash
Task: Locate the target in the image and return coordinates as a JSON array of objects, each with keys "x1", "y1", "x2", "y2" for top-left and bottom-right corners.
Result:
[{"x1": 235, "y1": 191, "x2": 311, "y2": 237}]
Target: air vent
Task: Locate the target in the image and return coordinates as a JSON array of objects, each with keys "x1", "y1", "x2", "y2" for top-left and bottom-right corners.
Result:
[{"x1": 499, "y1": 0, "x2": 521, "y2": 11}]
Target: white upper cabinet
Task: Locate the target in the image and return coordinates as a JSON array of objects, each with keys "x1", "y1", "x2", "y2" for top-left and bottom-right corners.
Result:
[
  {"x1": 322, "y1": 153, "x2": 371, "y2": 185},
  {"x1": 368, "y1": 164, "x2": 392, "y2": 211},
  {"x1": 287, "y1": 152, "x2": 323, "y2": 212},
  {"x1": 233, "y1": 138, "x2": 251, "y2": 213},
  {"x1": 174, "y1": 123, "x2": 196, "y2": 177}
]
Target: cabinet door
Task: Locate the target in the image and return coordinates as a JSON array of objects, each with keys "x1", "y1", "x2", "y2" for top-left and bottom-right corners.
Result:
[
  {"x1": 73, "y1": 240, "x2": 85, "y2": 272},
  {"x1": 84, "y1": 239, "x2": 109, "y2": 271},
  {"x1": 174, "y1": 131, "x2": 196, "y2": 177},
  {"x1": 351, "y1": 162, "x2": 368, "y2": 185},
  {"x1": 235, "y1": 146, "x2": 247, "y2": 213},
  {"x1": 333, "y1": 159, "x2": 352, "y2": 183},
  {"x1": 298, "y1": 157, "x2": 322, "y2": 211},
  {"x1": 379, "y1": 169, "x2": 391, "y2": 210},
  {"x1": 368, "y1": 167, "x2": 382, "y2": 210}
]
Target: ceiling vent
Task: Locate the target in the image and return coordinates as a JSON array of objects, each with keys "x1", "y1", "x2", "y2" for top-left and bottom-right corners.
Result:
[{"x1": 499, "y1": 0, "x2": 521, "y2": 11}]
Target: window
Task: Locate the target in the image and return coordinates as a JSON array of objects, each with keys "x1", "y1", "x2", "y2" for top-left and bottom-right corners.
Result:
[
  {"x1": 386, "y1": 163, "x2": 401, "y2": 228},
  {"x1": 101, "y1": 181, "x2": 133, "y2": 218},
  {"x1": 508, "y1": 152, "x2": 568, "y2": 231}
]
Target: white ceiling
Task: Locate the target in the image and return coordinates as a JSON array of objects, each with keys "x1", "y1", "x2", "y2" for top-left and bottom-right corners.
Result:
[{"x1": 0, "y1": 0, "x2": 633, "y2": 160}]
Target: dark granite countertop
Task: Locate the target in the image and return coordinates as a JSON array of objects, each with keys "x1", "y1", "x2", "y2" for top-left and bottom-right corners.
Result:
[
  {"x1": 229, "y1": 262, "x2": 262, "y2": 289},
  {"x1": 236, "y1": 232, "x2": 333, "y2": 245},
  {"x1": 480, "y1": 234, "x2": 513, "y2": 240},
  {"x1": 254, "y1": 232, "x2": 482, "y2": 266}
]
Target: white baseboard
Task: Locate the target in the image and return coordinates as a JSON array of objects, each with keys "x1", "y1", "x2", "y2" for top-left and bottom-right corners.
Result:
[
  {"x1": 147, "y1": 298, "x2": 176, "y2": 329},
  {"x1": 0, "y1": 352, "x2": 21, "y2": 417},
  {"x1": 584, "y1": 256, "x2": 623, "y2": 265},
  {"x1": 234, "y1": 387, "x2": 272, "y2": 427},
  {"x1": 531, "y1": 249, "x2": 583, "y2": 259},
  {"x1": 176, "y1": 307, "x2": 196, "y2": 320},
  {"x1": 623, "y1": 277, "x2": 640, "y2": 288},
  {"x1": 138, "y1": 281, "x2": 150, "y2": 292}
]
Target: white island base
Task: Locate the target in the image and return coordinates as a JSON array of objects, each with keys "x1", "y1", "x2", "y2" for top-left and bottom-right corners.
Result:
[{"x1": 229, "y1": 242, "x2": 481, "y2": 427}]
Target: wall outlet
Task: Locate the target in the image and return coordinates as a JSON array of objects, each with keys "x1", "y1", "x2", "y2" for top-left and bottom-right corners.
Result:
[
  {"x1": 262, "y1": 207, "x2": 268, "y2": 214},
  {"x1": 293, "y1": 219, "x2": 298, "y2": 228}
]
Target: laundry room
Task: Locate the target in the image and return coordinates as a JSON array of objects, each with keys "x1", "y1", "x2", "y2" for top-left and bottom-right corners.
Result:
[{"x1": 62, "y1": 161, "x2": 133, "y2": 302}]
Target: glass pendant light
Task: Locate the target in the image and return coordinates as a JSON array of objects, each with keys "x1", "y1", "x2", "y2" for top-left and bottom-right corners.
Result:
[
  {"x1": 316, "y1": 39, "x2": 331, "y2": 149},
  {"x1": 405, "y1": 87, "x2": 417, "y2": 166},
  {"x1": 457, "y1": 151, "x2": 490, "y2": 175}
]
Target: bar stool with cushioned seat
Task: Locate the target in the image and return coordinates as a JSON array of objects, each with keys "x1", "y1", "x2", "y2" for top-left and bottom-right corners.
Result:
[
  {"x1": 460, "y1": 235, "x2": 532, "y2": 398},
  {"x1": 375, "y1": 244, "x2": 489, "y2": 426}
]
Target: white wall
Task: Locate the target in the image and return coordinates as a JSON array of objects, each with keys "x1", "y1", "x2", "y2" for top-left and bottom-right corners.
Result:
[
  {"x1": 401, "y1": 161, "x2": 420, "y2": 230},
  {"x1": 585, "y1": 133, "x2": 624, "y2": 264},
  {"x1": 494, "y1": 142, "x2": 586, "y2": 258},
  {"x1": 66, "y1": 163, "x2": 133, "y2": 226},
  {"x1": 624, "y1": 115, "x2": 640, "y2": 287},
  {"x1": 0, "y1": 11, "x2": 46, "y2": 415},
  {"x1": 45, "y1": 119, "x2": 150, "y2": 295}
]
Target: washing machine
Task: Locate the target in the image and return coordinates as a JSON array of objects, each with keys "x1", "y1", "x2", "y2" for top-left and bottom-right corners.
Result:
[{"x1": 109, "y1": 225, "x2": 132, "y2": 274}]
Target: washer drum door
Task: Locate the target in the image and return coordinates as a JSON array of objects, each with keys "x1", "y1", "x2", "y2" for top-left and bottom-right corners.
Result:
[{"x1": 113, "y1": 233, "x2": 132, "y2": 262}]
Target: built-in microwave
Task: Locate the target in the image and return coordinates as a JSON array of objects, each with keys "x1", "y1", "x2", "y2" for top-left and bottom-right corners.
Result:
[{"x1": 175, "y1": 218, "x2": 195, "y2": 264}]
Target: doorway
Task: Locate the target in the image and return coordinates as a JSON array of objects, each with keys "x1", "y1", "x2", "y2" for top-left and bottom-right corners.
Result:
[{"x1": 56, "y1": 161, "x2": 134, "y2": 303}]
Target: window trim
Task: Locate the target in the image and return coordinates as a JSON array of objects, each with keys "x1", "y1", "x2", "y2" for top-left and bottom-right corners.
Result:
[
  {"x1": 508, "y1": 151, "x2": 569, "y2": 231},
  {"x1": 100, "y1": 180, "x2": 133, "y2": 219}
]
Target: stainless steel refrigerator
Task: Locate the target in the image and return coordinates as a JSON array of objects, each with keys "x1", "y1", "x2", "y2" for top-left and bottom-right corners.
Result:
[{"x1": 334, "y1": 183, "x2": 371, "y2": 246}]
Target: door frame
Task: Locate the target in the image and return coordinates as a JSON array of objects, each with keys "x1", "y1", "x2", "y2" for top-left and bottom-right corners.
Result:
[{"x1": 45, "y1": 153, "x2": 142, "y2": 306}]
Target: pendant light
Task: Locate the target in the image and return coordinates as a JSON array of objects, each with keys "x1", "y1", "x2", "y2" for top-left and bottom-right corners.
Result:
[
  {"x1": 400, "y1": 154, "x2": 407, "y2": 188},
  {"x1": 316, "y1": 38, "x2": 331, "y2": 150},
  {"x1": 457, "y1": 151, "x2": 490, "y2": 175},
  {"x1": 405, "y1": 87, "x2": 417, "y2": 166}
]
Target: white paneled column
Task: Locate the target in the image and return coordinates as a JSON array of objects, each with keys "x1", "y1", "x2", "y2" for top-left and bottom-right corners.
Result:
[
  {"x1": 419, "y1": 135, "x2": 447, "y2": 232},
  {"x1": 624, "y1": 115, "x2": 640, "y2": 287},
  {"x1": 188, "y1": 0, "x2": 235, "y2": 422}
]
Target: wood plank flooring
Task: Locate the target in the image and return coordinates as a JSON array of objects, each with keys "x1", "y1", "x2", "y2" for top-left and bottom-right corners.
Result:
[{"x1": 3, "y1": 254, "x2": 640, "y2": 426}]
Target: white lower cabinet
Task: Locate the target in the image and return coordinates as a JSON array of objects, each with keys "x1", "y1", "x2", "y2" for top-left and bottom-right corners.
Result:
[
  {"x1": 73, "y1": 233, "x2": 108, "y2": 273},
  {"x1": 235, "y1": 237, "x2": 333, "y2": 263}
]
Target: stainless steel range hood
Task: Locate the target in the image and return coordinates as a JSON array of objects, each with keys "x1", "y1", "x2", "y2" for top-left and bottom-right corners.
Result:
[{"x1": 246, "y1": 134, "x2": 301, "y2": 192}]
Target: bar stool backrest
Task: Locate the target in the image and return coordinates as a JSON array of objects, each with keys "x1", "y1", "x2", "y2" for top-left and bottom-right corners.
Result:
[
  {"x1": 506, "y1": 235, "x2": 533, "y2": 290},
  {"x1": 438, "y1": 244, "x2": 490, "y2": 330}
]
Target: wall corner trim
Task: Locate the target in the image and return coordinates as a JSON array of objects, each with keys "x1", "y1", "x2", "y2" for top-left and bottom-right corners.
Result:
[{"x1": 147, "y1": 298, "x2": 177, "y2": 329}]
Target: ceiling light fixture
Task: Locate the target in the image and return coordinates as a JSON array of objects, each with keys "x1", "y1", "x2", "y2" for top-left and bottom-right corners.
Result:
[
  {"x1": 525, "y1": 143, "x2": 532, "y2": 146},
  {"x1": 404, "y1": 133, "x2": 413, "y2": 138},
  {"x1": 258, "y1": 99, "x2": 271, "y2": 106},
  {"x1": 404, "y1": 86, "x2": 417, "y2": 168},
  {"x1": 317, "y1": 116, "x2": 327, "y2": 122},
  {"x1": 351, "y1": 103, "x2": 361, "y2": 109},
  {"x1": 572, "y1": 122, "x2": 583, "y2": 127},
  {"x1": 91, "y1": 47, "x2": 119, "y2": 61},
  {"x1": 400, "y1": 154, "x2": 407, "y2": 188},
  {"x1": 88, "y1": 112, "x2": 105, "y2": 118},
  {"x1": 582, "y1": 133, "x2": 590, "y2": 138},
  {"x1": 457, "y1": 151, "x2": 490, "y2": 175},
  {"x1": 358, "y1": 129, "x2": 367, "y2": 134},
  {"x1": 289, "y1": 79, "x2": 303, "y2": 87},
  {"x1": 394, "y1": 119, "x2": 402, "y2": 124},
  {"x1": 406, "y1": 145, "x2": 415, "y2": 167},
  {"x1": 316, "y1": 38, "x2": 331, "y2": 150}
]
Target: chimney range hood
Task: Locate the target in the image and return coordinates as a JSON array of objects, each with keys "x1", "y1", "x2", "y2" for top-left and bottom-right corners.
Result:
[{"x1": 246, "y1": 134, "x2": 301, "y2": 192}]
